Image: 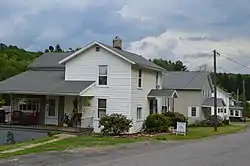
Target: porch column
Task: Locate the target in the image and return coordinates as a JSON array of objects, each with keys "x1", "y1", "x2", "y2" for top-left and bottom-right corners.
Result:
[{"x1": 58, "y1": 96, "x2": 65, "y2": 127}]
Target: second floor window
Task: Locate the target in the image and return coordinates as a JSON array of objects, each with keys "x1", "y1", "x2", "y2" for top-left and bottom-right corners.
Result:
[
  {"x1": 99, "y1": 65, "x2": 107, "y2": 85},
  {"x1": 156, "y1": 72, "x2": 159, "y2": 89},
  {"x1": 138, "y1": 69, "x2": 142, "y2": 88}
]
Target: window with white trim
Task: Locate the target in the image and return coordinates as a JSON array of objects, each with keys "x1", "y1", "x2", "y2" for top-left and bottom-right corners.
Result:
[
  {"x1": 137, "y1": 107, "x2": 142, "y2": 120},
  {"x1": 224, "y1": 108, "x2": 226, "y2": 113},
  {"x1": 138, "y1": 69, "x2": 142, "y2": 88},
  {"x1": 19, "y1": 98, "x2": 40, "y2": 113},
  {"x1": 98, "y1": 99, "x2": 107, "y2": 118},
  {"x1": 235, "y1": 110, "x2": 239, "y2": 116},
  {"x1": 98, "y1": 65, "x2": 107, "y2": 85},
  {"x1": 230, "y1": 110, "x2": 234, "y2": 116},
  {"x1": 156, "y1": 72, "x2": 159, "y2": 89},
  {"x1": 191, "y1": 107, "x2": 197, "y2": 117}
]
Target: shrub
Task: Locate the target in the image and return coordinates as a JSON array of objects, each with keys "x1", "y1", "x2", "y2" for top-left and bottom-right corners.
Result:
[
  {"x1": 98, "y1": 114, "x2": 132, "y2": 135},
  {"x1": 200, "y1": 115, "x2": 224, "y2": 127},
  {"x1": 143, "y1": 114, "x2": 171, "y2": 133},
  {"x1": 47, "y1": 131, "x2": 60, "y2": 137},
  {"x1": 223, "y1": 119, "x2": 230, "y2": 125},
  {"x1": 163, "y1": 112, "x2": 187, "y2": 128}
]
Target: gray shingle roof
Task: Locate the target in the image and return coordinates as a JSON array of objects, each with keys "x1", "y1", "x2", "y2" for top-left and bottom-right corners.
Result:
[
  {"x1": 148, "y1": 89, "x2": 178, "y2": 98},
  {"x1": 162, "y1": 71, "x2": 211, "y2": 90},
  {"x1": 202, "y1": 98, "x2": 226, "y2": 107},
  {"x1": 0, "y1": 70, "x2": 94, "y2": 95},
  {"x1": 28, "y1": 52, "x2": 72, "y2": 69},
  {"x1": 101, "y1": 44, "x2": 166, "y2": 72}
]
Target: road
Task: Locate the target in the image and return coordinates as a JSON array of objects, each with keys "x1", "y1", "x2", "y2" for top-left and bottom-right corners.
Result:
[
  {"x1": 0, "y1": 128, "x2": 47, "y2": 145},
  {"x1": 1, "y1": 128, "x2": 250, "y2": 166}
]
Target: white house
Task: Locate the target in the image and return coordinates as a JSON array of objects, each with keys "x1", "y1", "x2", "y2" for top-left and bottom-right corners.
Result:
[
  {"x1": 0, "y1": 37, "x2": 178, "y2": 133},
  {"x1": 212, "y1": 88, "x2": 243, "y2": 120}
]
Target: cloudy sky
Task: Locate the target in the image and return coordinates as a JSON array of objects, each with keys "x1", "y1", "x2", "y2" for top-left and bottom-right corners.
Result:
[{"x1": 1, "y1": 0, "x2": 250, "y2": 73}]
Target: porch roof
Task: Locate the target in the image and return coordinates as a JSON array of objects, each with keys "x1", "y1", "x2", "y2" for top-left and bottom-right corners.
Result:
[
  {"x1": 0, "y1": 70, "x2": 95, "y2": 96},
  {"x1": 229, "y1": 105, "x2": 243, "y2": 110},
  {"x1": 202, "y1": 97, "x2": 226, "y2": 107},
  {"x1": 147, "y1": 89, "x2": 178, "y2": 98}
]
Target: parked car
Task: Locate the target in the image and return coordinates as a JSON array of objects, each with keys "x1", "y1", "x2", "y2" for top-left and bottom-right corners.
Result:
[{"x1": 11, "y1": 111, "x2": 38, "y2": 125}]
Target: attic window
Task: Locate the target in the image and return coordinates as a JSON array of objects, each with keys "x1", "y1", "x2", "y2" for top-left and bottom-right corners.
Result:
[{"x1": 96, "y1": 46, "x2": 100, "y2": 52}]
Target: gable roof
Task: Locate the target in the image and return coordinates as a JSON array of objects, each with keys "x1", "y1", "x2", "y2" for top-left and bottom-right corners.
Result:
[
  {"x1": 147, "y1": 89, "x2": 178, "y2": 98},
  {"x1": 0, "y1": 70, "x2": 94, "y2": 95},
  {"x1": 59, "y1": 41, "x2": 166, "y2": 72},
  {"x1": 162, "y1": 71, "x2": 212, "y2": 90},
  {"x1": 28, "y1": 52, "x2": 72, "y2": 69}
]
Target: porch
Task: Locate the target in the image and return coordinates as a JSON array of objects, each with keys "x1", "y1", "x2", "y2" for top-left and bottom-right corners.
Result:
[
  {"x1": 147, "y1": 89, "x2": 178, "y2": 114},
  {"x1": 0, "y1": 70, "x2": 96, "y2": 132},
  {"x1": 201, "y1": 97, "x2": 227, "y2": 119},
  {"x1": 1, "y1": 94, "x2": 95, "y2": 132}
]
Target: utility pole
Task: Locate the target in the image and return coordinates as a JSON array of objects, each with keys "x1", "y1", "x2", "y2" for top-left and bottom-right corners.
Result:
[
  {"x1": 243, "y1": 79, "x2": 246, "y2": 121},
  {"x1": 213, "y1": 50, "x2": 218, "y2": 132},
  {"x1": 237, "y1": 88, "x2": 239, "y2": 101}
]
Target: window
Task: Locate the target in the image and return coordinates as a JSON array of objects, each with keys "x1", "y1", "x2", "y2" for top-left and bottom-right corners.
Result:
[
  {"x1": 162, "y1": 106, "x2": 168, "y2": 112},
  {"x1": 48, "y1": 99, "x2": 56, "y2": 117},
  {"x1": 235, "y1": 110, "x2": 239, "y2": 116},
  {"x1": 95, "y1": 46, "x2": 100, "y2": 52},
  {"x1": 98, "y1": 99, "x2": 107, "y2": 118},
  {"x1": 230, "y1": 110, "x2": 234, "y2": 116},
  {"x1": 19, "y1": 98, "x2": 40, "y2": 113},
  {"x1": 137, "y1": 107, "x2": 142, "y2": 120},
  {"x1": 98, "y1": 65, "x2": 107, "y2": 85},
  {"x1": 191, "y1": 107, "x2": 197, "y2": 117},
  {"x1": 156, "y1": 72, "x2": 159, "y2": 89},
  {"x1": 224, "y1": 108, "x2": 226, "y2": 113},
  {"x1": 202, "y1": 90, "x2": 205, "y2": 97},
  {"x1": 138, "y1": 69, "x2": 142, "y2": 88}
]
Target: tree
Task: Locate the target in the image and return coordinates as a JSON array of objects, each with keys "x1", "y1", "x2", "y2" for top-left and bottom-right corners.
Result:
[
  {"x1": 55, "y1": 44, "x2": 63, "y2": 52},
  {"x1": 49, "y1": 46, "x2": 54, "y2": 52},
  {"x1": 152, "y1": 59, "x2": 188, "y2": 71},
  {"x1": 195, "y1": 64, "x2": 212, "y2": 72}
]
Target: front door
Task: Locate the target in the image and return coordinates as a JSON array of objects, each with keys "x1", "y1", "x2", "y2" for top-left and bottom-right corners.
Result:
[
  {"x1": 149, "y1": 99, "x2": 158, "y2": 114},
  {"x1": 45, "y1": 97, "x2": 58, "y2": 125}
]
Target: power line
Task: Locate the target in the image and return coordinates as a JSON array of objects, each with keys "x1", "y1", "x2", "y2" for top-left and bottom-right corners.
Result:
[{"x1": 220, "y1": 54, "x2": 250, "y2": 69}]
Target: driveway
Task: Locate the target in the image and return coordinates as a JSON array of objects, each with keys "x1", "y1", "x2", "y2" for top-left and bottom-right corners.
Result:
[
  {"x1": 0, "y1": 128, "x2": 47, "y2": 145},
  {"x1": 1, "y1": 128, "x2": 250, "y2": 166}
]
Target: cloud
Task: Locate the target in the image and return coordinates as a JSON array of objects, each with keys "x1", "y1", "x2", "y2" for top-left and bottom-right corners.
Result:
[
  {"x1": 1, "y1": 0, "x2": 250, "y2": 73},
  {"x1": 127, "y1": 30, "x2": 250, "y2": 73}
]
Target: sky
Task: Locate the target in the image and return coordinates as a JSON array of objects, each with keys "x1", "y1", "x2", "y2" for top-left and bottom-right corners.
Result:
[{"x1": 1, "y1": 0, "x2": 250, "y2": 73}]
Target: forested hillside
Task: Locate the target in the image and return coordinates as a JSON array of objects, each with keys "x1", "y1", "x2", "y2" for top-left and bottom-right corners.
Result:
[{"x1": 0, "y1": 43, "x2": 249, "y2": 101}]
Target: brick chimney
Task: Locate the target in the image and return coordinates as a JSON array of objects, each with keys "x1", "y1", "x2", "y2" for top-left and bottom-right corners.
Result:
[{"x1": 113, "y1": 36, "x2": 122, "y2": 50}]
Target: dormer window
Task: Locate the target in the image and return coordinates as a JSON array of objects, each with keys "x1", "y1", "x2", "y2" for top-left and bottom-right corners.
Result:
[{"x1": 96, "y1": 46, "x2": 100, "y2": 52}]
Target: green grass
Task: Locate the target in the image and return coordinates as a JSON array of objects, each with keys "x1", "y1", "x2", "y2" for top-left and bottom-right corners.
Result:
[
  {"x1": 0, "y1": 135, "x2": 143, "y2": 158},
  {"x1": 154, "y1": 125, "x2": 246, "y2": 140},
  {"x1": 0, "y1": 125, "x2": 246, "y2": 159},
  {"x1": 0, "y1": 136, "x2": 57, "y2": 152}
]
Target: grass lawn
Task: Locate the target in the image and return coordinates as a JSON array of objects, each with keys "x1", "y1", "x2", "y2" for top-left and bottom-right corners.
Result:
[
  {"x1": 154, "y1": 125, "x2": 246, "y2": 140},
  {"x1": 0, "y1": 136, "x2": 57, "y2": 152},
  {"x1": 0, "y1": 125, "x2": 246, "y2": 159}
]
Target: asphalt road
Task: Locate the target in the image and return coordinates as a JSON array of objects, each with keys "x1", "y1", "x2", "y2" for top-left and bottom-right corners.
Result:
[
  {"x1": 0, "y1": 128, "x2": 47, "y2": 145},
  {"x1": 1, "y1": 128, "x2": 250, "y2": 166}
]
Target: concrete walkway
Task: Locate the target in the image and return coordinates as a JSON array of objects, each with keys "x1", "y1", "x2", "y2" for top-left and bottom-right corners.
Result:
[{"x1": 0, "y1": 134, "x2": 75, "y2": 154}]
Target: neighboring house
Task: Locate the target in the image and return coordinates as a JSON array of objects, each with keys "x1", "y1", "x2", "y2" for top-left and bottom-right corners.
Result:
[
  {"x1": 0, "y1": 37, "x2": 179, "y2": 133},
  {"x1": 212, "y1": 88, "x2": 243, "y2": 120},
  {"x1": 162, "y1": 71, "x2": 218, "y2": 123},
  {"x1": 229, "y1": 98, "x2": 243, "y2": 120},
  {"x1": 211, "y1": 88, "x2": 230, "y2": 118}
]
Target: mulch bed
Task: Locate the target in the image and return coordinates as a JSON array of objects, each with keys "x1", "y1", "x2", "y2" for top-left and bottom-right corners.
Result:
[{"x1": 116, "y1": 131, "x2": 173, "y2": 138}]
